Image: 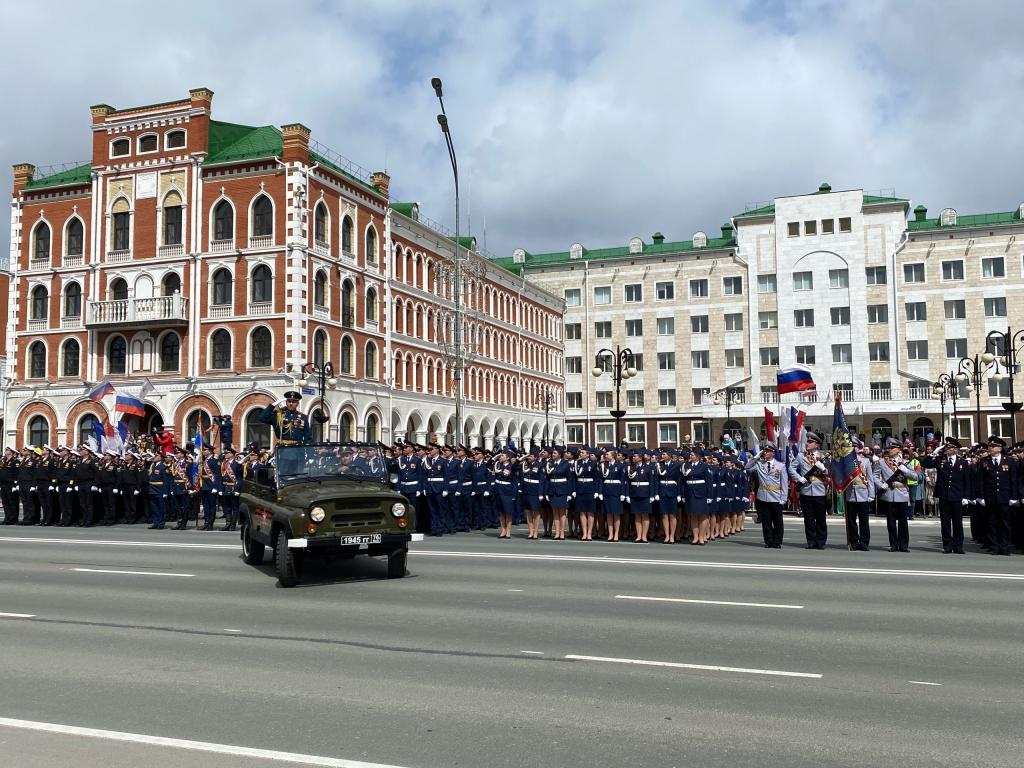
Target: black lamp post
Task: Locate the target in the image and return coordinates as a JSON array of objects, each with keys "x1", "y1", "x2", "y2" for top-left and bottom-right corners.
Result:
[
  {"x1": 591, "y1": 346, "x2": 637, "y2": 446},
  {"x1": 931, "y1": 372, "x2": 959, "y2": 438},
  {"x1": 298, "y1": 361, "x2": 336, "y2": 439},
  {"x1": 957, "y1": 354, "x2": 992, "y2": 443},
  {"x1": 431, "y1": 77, "x2": 465, "y2": 447},
  {"x1": 712, "y1": 387, "x2": 744, "y2": 444},
  {"x1": 983, "y1": 327, "x2": 1024, "y2": 442},
  {"x1": 537, "y1": 391, "x2": 555, "y2": 446}
]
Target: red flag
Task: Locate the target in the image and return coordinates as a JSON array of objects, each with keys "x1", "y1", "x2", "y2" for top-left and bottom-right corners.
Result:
[
  {"x1": 104, "y1": 420, "x2": 116, "y2": 438},
  {"x1": 764, "y1": 408, "x2": 776, "y2": 442}
]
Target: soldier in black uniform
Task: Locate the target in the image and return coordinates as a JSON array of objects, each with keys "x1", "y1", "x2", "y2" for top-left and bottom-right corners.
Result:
[
  {"x1": 978, "y1": 436, "x2": 1016, "y2": 556},
  {"x1": 37, "y1": 447, "x2": 57, "y2": 526},
  {"x1": 75, "y1": 446, "x2": 98, "y2": 527},
  {"x1": 18, "y1": 448, "x2": 39, "y2": 526},
  {"x1": 1, "y1": 448, "x2": 20, "y2": 524},
  {"x1": 55, "y1": 447, "x2": 77, "y2": 527},
  {"x1": 121, "y1": 453, "x2": 144, "y2": 523},
  {"x1": 257, "y1": 391, "x2": 313, "y2": 445},
  {"x1": 922, "y1": 438, "x2": 968, "y2": 554},
  {"x1": 97, "y1": 451, "x2": 120, "y2": 526}
]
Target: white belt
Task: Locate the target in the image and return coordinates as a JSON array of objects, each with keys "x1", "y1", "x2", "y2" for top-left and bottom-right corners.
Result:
[
  {"x1": 578, "y1": 478, "x2": 594, "y2": 483},
  {"x1": 550, "y1": 478, "x2": 567, "y2": 483},
  {"x1": 496, "y1": 480, "x2": 512, "y2": 485},
  {"x1": 661, "y1": 480, "x2": 677, "y2": 485},
  {"x1": 462, "y1": 482, "x2": 473, "y2": 486},
  {"x1": 427, "y1": 476, "x2": 443, "y2": 481},
  {"x1": 632, "y1": 482, "x2": 650, "y2": 486},
  {"x1": 524, "y1": 479, "x2": 540, "y2": 484},
  {"x1": 604, "y1": 479, "x2": 621, "y2": 484},
  {"x1": 686, "y1": 480, "x2": 704, "y2": 485}
]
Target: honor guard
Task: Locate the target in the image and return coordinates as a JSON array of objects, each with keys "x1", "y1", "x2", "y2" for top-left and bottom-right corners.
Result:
[
  {"x1": 921, "y1": 438, "x2": 968, "y2": 554},
  {"x1": 147, "y1": 453, "x2": 172, "y2": 529},
  {"x1": 843, "y1": 442, "x2": 885, "y2": 551},
  {"x1": 219, "y1": 447, "x2": 241, "y2": 531},
  {"x1": 790, "y1": 432, "x2": 830, "y2": 549},
  {"x1": 875, "y1": 437, "x2": 919, "y2": 552},
  {"x1": 471, "y1": 448, "x2": 494, "y2": 530},
  {"x1": 257, "y1": 391, "x2": 313, "y2": 446},
  {"x1": 1, "y1": 448, "x2": 20, "y2": 524},
  {"x1": 198, "y1": 444, "x2": 222, "y2": 530},
  {"x1": 979, "y1": 436, "x2": 1016, "y2": 556},
  {"x1": 422, "y1": 444, "x2": 448, "y2": 536},
  {"x1": 745, "y1": 443, "x2": 788, "y2": 548},
  {"x1": 75, "y1": 447, "x2": 99, "y2": 527}
]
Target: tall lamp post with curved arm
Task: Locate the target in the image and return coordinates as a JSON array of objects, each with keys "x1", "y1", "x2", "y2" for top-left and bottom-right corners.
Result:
[
  {"x1": 712, "y1": 387, "x2": 744, "y2": 446},
  {"x1": 537, "y1": 391, "x2": 555, "y2": 446},
  {"x1": 983, "y1": 327, "x2": 1024, "y2": 442},
  {"x1": 591, "y1": 346, "x2": 637, "y2": 447},
  {"x1": 957, "y1": 354, "x2": 994, "y2": 444},
  {"x1": 931, "y1": 371, "x2": 959, "y2": 439},
  {"x1": 298, "y1": 361, "x2": 337, "y2": 440}
]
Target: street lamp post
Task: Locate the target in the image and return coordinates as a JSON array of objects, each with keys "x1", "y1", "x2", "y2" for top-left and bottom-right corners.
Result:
[
  {"x1": 298, "y1": 361, "x2": 337, "y2": 440},
  {"x1": 431, "y1": 77, "x2": 464, "y2": 447},
  {"x1": 956, "y1": 354, "x2": 993, "y2": 444},
  {"x1": 537, "y1": 391, "x2": 555, "y2": 446},
  {"x1": 983, "y1": 327, "x2": 1024, "y2": 442},
  {"x1": 712, "y1": 387, "x2": 744, "y2": 445},
  {"x1": 931, "y1": 372, "x2": 959, "y2": 438},
  {"x1": 591, "y1": 346, "x2": 637, "y2": 446}
]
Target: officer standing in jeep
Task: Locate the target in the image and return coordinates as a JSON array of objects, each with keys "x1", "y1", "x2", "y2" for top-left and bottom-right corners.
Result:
[{"x1": 257, "y1": 391, "x2": 313, "y2": 446}]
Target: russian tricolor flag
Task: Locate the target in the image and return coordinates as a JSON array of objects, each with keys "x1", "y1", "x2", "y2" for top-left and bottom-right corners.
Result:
[
  {"x1": 114, "y1": 393, "x2": 146, "y2": 417},
  {"x1": 777, "y1": 366, "x2": 816, "y2": 395},
  {"x1": 87, "y1": 380, "x2": 115, "y2": 402}
]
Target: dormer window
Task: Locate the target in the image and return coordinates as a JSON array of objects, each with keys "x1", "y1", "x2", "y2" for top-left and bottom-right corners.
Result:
[
  {"x1": 512, "y1": 248, "x2": 526, "y2": 264},
  {"x1": 939, "y1": 208, "x2": 958, "y2": 226},
  {"x1": 111, "y1": 138, "x2": 130, "y2": 157},
  {"x1": 166, "y1": 130, "x2": 186, "y2": 149},
  {"x1": 138, "y1": 135, "x2": 158, "y2": 153},
  {"x1": 692, "y1": 231, "x2": 708, "y2": 248},
  {"x1": 569, "y1": 243, "x2": 583, "y2": 260},
  {"x1": 628, "y1": 237, "x2": 643, "y2": 254}
]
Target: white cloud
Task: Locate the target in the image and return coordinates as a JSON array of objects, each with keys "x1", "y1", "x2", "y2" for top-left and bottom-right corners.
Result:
[{"x1": 2, "y1": 0, "x2": 1022, "y2": 262}]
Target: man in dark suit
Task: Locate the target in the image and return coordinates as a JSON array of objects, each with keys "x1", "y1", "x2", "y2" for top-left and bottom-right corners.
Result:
[
  {"x1": 923, "y1": 438, "x2": 968, "y2": 553},
  {"x1": 978, "y1": 436, "x2": 1016, "y2": 556}
]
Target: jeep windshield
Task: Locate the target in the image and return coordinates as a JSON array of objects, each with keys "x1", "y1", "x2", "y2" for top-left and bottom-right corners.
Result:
[{"x1": 273, "y1": 443, "x2": 388, "y2": 484}]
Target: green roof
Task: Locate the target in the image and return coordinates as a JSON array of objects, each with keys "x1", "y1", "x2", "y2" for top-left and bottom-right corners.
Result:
[
  {"x1": 863, "y1": 194, "x2": 909, "y2": 207},
  {"x1": 734, "y1": 203, "x2": 775, "y2": 219},
  {"x1": 735, "y1": 192, "x2": 908, "y2": 219},
  {"x1": 389, "y1": 202, "x2": 418, "y2": 218},
  {"x1": 492, "y1": 234, "x2": 736, "y2": 275},
  {"x1": 203, "y1": 120, "x2": 282, "y2": 165},
  {"x1": 908, "y1": 209, "x2": 1023, "y2": 232},
  {"x1": 309, "y1": 150, "x2": 378, "y2": 195},
  {"x1": 24, "y1": 162, "x2": 92, "y2": 190}
]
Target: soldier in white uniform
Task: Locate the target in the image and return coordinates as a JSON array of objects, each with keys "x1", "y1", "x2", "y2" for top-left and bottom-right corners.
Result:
[
  {"x1": 745, "y1": 443, "x2": 789, "y2": 548},
  {"x1": 875, "y1": 437, "x2": 921, "y2": 552},
  {"x1": 844, "y1": 442, "x2": 887, "y2": 551},
  {"x1": 790, "y1": 432, "x2": 830, "y2": 549}
]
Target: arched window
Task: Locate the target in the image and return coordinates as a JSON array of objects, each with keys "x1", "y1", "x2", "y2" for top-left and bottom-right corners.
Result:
[
  {"x1": 340, "y1": 336, "x2": 353, "y2": 374},
  {"x1": 30, "y1": 285, "x2": 48, "y2": 320},
  {"x1": 251, "y1": 264, "x2": 272, "y2": 304},
  {"x1": 340, "y1": 412, "x2": 354, "y2": 442},
  {"x1": 111, "y1": 198, "x2": 131, "y2": 252},
  {"x1": 109, "y1": 277, "x2": 128, "y2": 301},
  {"x1": 314, "y1": 202, "x2": 328, "y2": 246},
  {"x1": 163, "y1": 190, "x2": 183, "y2": 246},
  {"x1": 245, "y1": 408, "x2": 272, "y2": 450},
  {"x1": 139, "y1": 134, "x2": 158, "y2": 153},
  {"x1": 251, "y1": 326, "x2": 272, "y2": 367},
  {"x1": 212, "y1": 268, "x2": 232, "y2": 306},
  {"x1": 161, "y1": 272, "x2": 181, "y2": 296},
  {"x1": 364, "y1": 341, "x2": 378, "y2": 379},
  {"x1": 310, "y1": 409, "x2": 326, "y2": 444},
  {"x1": 28, "y1": 415, "x2": 49, "y2": 447},
  {"x1": 213, "y1": 199, "x2": 233, "y2": 242},
  {"x1": 33, "y1": 222, "x2": 51, "y2": 262},
  {"x1": 341, "y1": 281, "x2": 354, "y2": 326},
  {"x1": 29, "y1": 341, "x2": 46, "y2": 378},
  {"x1": 166, "y1": 129, "x2": 186, "y2": 149},
  {"x1": 366, "y1": 412, "x2": 380, "y2": 443},
  {"x1": 65, "y1": 219, "x2": 84, "y2": 257},
  {"x1": 314, "y1": 270, "x2": 327, "y2": 308},
  {"x1": 312, "y1": 329, "x2": 327, "y2": 367},
  {"x1": 62, "y1": 339, "x2": 80, "y2": 377},
  {"x1": 366, "y1": 287, "x2": 378, "y2": 323},
  {"x1": 63, "y1": 282, "x2": 81, "y2": 319},
  {"x1": 341, "y1": 216, "x2": 353, "y2": 254},
  {"x1": 111, "y1": 138, "x2": 130, "y2": 157},
  {"x1": 871, "y1": 418, "x2": 893, "y2": 440},
  {"x1": 252, "y1": 195, "x2": 273, "y2": 238},
  {"x1": 108, "y1": 335, "x2": 127, "y2": 374},
  {"x1": 366, "y1": 226, "x2": 377, "y2": 263},
  {"x1": 78, "y1": 414, "x2": 100, "y2": 446},
  {"x1": 186, "y1": 409, "x2": 212, "y2": 439},
  {"x1": 159, "y1": 332, "x2": 180, "y2": 372},
  {"x1": 210, "y1": 329, "x2": 231, "y2": 370}
]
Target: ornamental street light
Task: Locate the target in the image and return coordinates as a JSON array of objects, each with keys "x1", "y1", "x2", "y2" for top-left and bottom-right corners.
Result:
[
  {"x1": 537, "y1": 391, "x2": 555, "y2": 446},
  {"x1": 956, "y1": 354, "x2": 994, "y2": 443},
  {"x1": 431, "y1": 76, "x2": 465, "y2": 447},
  {"x1": 712, "y1": 387, "x2": 744, "y2": 444},
  {"x1": 591, "y1": 346, "x2": 637, "y2": 447},
  {"x1": 983, "y1": 326, "x2": 1024, "y2": 442},
  {"x1": 298, "y1": 361, "x2": 337, "y2": 439},
  {"x1": 931, "y1": 371, "x2": 960, "y2": 439}
]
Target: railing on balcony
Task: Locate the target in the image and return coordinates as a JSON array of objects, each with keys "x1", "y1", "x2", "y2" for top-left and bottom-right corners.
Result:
[
  {"x1": 62, "y1": 254, "x2": 84, "y2": 268},
  {"x1": 248, "y1": 235, "x2": 273, "y2": 249},
  {"x1": 341, "y1": 249, "x2": 356, "y2": 261},
  {"x1": 28, "y1": 318, "x2": 48, "y2": 331},
  {"x1": 106, "y1": 249, "x2": 131, "y2": 263},
  {"x1": 248, "y1": 301, "x2": 273, "y2": 316},
  {"x1": 210, "y1": 239, "x2": 234, "y2": 253},
  {"x1": 29, "y1": 257, "x2": 50, "y2": 270},
  {"x1": 88, "y1": 295, "x2": 189, "y2": 325},
  {"x1": 341, "y1": 307, "x2": 354, "y2": 328},
  {"x1": 61, "y1": 315, "x2": 82, "y2": 329},
  {"x1": 313, "y1": 304, "x2": 329, "y2": 320},
  {"x1": 312, "y1": 239, "x2": 330, "y2": 257},
  {"x1": 702, "y1": 388, "x2": 932, "y2": 407},
  {"x1": 158, "y1": 244, "x2": 184, "y2": 258},
  {"x1": 209, "y1": 304, "x2": 234, "y2": 319}
]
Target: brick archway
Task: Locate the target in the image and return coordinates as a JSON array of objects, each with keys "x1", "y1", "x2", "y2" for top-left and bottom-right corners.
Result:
[
  {"x1": 65, "y1": 400, "x2": 109, "y2": 447},
  {"x1": 16, "y1": 400, "x2": 60, "y2": 449},
  {"x1": 172, "y1": 393, "x2": 221, "y2": 438}
]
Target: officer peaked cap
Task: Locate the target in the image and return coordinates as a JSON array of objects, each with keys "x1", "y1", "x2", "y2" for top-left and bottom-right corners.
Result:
[{"x1": 283, "y1": 391, "x2": 302, "y2": 400}]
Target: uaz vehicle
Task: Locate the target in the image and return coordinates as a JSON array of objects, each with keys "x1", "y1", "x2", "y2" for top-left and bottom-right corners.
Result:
[{"x1": 238, "y1": 442, "x2": 419, "y2": 587}]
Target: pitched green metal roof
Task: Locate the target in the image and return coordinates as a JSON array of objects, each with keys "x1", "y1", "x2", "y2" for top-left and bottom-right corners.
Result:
[
  {"x1": 24, "y1": 162, "x2": 92, "y2": 190},
  {"x1": 908, "y1": 209, "x2": 1023, "y2": 232},
  {"x1": 203, "y1": 120, "x2": 282, "y2": 165},
  {"x1": 734, "y1": 202, "x2": 775, "y2": 219},
  {"x1": 863, "y1": 194, "x2": 909, "y2": 207},
  {"x1": 310, "y1": 151, "x2": 379, "y2": 195},
  {"x1": 389, "y1": 202, "x2": 418, "y2": 218},
  {"x1": 492, "y1": 234, "x2": 736, "y2": 275}
]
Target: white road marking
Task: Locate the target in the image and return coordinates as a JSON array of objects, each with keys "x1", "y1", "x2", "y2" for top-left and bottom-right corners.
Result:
[
  {"x1": 520, "y1": 650, "x2": 544, "y2": 655},
  {"x1": 616, "y1": 594, "x2": 804, "y2": 610},
  {"x1": 0, "y1": 612, "x2": 36, "y2": 618},
  {"x1": 412, "y1": 550, "x2": 1024, "y2": 581},
  {"x1": 72, "y1": 568, "x2": 194, "y2": 578},
  {"x1": 507, "y1": 588, "x2": 523, "y2": 592},
  {"x1": 566, "y1": 654, "x2": 822, "y2": 679},
  {"x1": 0, "y1": 716, "x2": 410, "y2": 767},
  {"x1": 908, "y1": 680, "x2": 943, "y2": 686},
  {"x1": 223, "y1": 629, "x2": 242, "y2": 633},
  {"x1": 0, "y1": 536, "x2": 236, "y2": 550}
]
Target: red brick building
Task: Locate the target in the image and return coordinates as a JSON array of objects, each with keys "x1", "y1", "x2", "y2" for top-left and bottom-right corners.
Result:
[{"x1": 7, "y1": 88, "x2": 564, "y2": 450}]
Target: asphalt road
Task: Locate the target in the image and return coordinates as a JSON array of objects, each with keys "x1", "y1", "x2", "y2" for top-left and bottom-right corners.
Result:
[{"x1": 1, "y1": 518, "x2": 1022, "y2": 768}]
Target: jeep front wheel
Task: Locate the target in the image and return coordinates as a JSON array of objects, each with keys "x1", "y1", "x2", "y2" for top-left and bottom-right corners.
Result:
[
  {"x1": 387, "y1": 547, "x2": 408, "y2": 579},
  {"x1": 275, "y1": 530, "x2": 301, "y2": 587},
  {"x1": 241, "y1": 516, "x2": 265, "y2": 565}
]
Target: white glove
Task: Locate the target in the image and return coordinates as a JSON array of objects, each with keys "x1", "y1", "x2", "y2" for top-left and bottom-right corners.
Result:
[
  {"x1": 73, "y1": 486, "x2": 80, "y2": 492},
  {"x1": 234, "y1": 491, "x2": 240, "y2": 497},
  {"x1": 442, "y1": 491, "x2": 448, "y2": 497},
  {"x1": 961, "y1": 499, "x2": 969, "y2": 506},
  {"x1": 620, "y1": 495, "x2": 626, "y2": 502},
  {"x1": 12, "y1": 486, "x2": 18, "y2": 492},
  {"x1": 91, "y1": 486, "x2": 99, "y2": 492},
  {"x1": 47, "y1": 485, "x2": 55, "y2": 492},
  {"x1": 273, "y1": 397, "x2": 287, "y2": 408},
  {"x1": 677, "y1": 496, "x2": 682, "y2": 503},
  {"x1": 483, "y1": 491, "x2": 490, "y2": 497},
  {"x1": 654, "y1": 495, "x2": 660, "y2": 501},
  {"x1": 814, "y1": 461, "x2": 825, "y2": 471},
  {"x1": 571, "y1": 492, "x2": 576, "y2": 499},
  {"x1": 454, "y1": 491, "x2": 461, "y2": 496},
  {"x1": 597, "y1": 493, "x2": 603, "y2": 500},
  {"x1": 796, "y1": 477, "x2": 807, "y2": 485},
  {"x1": 978, "y1": 499, "x2": 986, "y2": 506},
  {"x1": 162, "y1": 494, "x2": 169, "y2": 498},
  {"x1": 416, "y1": 491, "x2": 423, "y2": 497},
  {"x1": 1012, "y1": 500, "x2": 1020, "y2": 506},
  {"x1": 30, "y1": 486, "x2": 37, "y2": 492},
  {"x1": 716, "y1": 497, "x2": 722, "y2": 502}
]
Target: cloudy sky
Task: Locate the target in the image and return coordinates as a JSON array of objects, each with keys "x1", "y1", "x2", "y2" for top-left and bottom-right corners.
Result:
[{"x1": 3, "y1": 0, "x2": 1023, "y2": 260}]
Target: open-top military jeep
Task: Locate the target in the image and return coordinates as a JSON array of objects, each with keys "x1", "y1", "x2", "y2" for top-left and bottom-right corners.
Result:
[{"x1": 238, "y1": 442, "x2": 419, "y2": 587}]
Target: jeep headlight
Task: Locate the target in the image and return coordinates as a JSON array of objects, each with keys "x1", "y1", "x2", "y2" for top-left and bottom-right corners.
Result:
[
  {"x1": 391, "y1": 502, "x2": 406, "y2": 518},
  {"x1": 310, "y1": 506, "x2": 326, "y2": 523}
]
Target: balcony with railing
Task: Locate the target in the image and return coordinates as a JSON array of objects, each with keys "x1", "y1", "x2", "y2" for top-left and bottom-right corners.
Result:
[
  {"x1": 248, "y1": 301, "x2": 274, "y2": 316},
  {"x1": 248, "y1": 235, "x2": 273, "y2": 249},
  {"x1": 62, "y1": 254, "x2": 84, "y2": 268},
  {"x1": 313, "y1": 304, "x2": 329, "y2": 320},
  {"x1": 29, "y1": 257, "x2": 51, "y2": 270},
  {"x1": 28, "y1": 318, "x2": 48, "y2": 331},
  {"x1": 87, "y1": 295, "x2": 189, "y2": 327},
  {"x1": 61, "y1": 315, "x2": 82, "y2": 329},
  {"x1": 158, "y1": 244, "x2": 185, "y2": 258},
  {"x1": 701, "y1": 387, "x2": 933, "y2": 408},
  {"x1": 208, "y1": 304, "x2": 234, "y2": 319},
  {"x1": 106, "y1": 249, "x2": 131, "y2": 263},
  {"x1": 210, "y1": 239, "x2": 234, "y2": 253},
  {"x1": 312, "y1": 239, "x2": 330, "y2": 257}
]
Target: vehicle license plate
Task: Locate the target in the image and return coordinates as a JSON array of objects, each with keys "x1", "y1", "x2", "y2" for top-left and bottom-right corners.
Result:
[{"x1": 341, "y1": 534, "x2": 381, "y2": 545}]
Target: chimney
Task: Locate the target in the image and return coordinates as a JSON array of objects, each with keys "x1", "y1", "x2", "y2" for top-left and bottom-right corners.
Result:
[
  {"x1": 12, "y1": 163, "x2": 35, "y2": 194},
  {"x1": 189, "y1": 88, "x2": 214, "y2": 154},
  {"x1": 721, "y1": 222, "x2": 734, "y2": 240},
  {"x1": 914, "y1": 205, "x2": 928, "y2": 222},
  {"x1": 90, "y1": 104, "x2": 114, "y2": 125},
  {"x1": 280, "y1": 123, "x2": 311, "y2": 164},
  {"x1": 651, "y1": 231, "x2": 665, "y2": 245},
  {"x1": 371, "y1": 171, "x2": 390, "y2": 199},
  {"x1": 189, "y1": 87, "x2": 214, "y2": 108}
]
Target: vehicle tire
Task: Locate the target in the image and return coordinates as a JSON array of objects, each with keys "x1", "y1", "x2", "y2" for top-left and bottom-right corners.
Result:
[
  {"x1": 275, "y1": 529, "x2": 301, "y2": 588},
  {"x1": 386, "y1": 547, "x2": 408, "y2": 579},
  {"x1": 241, "y1": 515, "x2": 265, "y2": 565}
]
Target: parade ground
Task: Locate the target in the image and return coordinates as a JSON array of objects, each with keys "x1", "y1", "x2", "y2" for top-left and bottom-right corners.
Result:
[{"x1": 1, "y1": 519, "x2": 1022, "y2": 768}]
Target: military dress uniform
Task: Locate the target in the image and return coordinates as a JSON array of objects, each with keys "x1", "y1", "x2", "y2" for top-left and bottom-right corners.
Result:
[
  {"x1": 790, "y1": 438, "x2": 830, "y2": 549},
  {"x1": 923, "y1": 442, "x2": 968, "y2": 553},
  {"x1": 978, "y1": 438, "x2": 1016, "y2": 556},
  {"x1": 55, "y1": 452, "x2": 77, "y2": 526},
  {"x1": 18, "y1": 451, "x2": 39, "y2": 526},
  {"x1": 75, "y1": 451, "x2": 98, "y2": 527},
  {"x1": 1, "y1": 451, "x2": 20, "y2": 524},
  {"x1": 876, "y1": 443, "x2": 919, "y2": 552},
  {"x1": 257, "y1": 393, "x2": 313, "y2": 446},
  {"x1": 397, "y1": 451, "x2": 424, "y2": 514},
  {"x1": 601, "y1": 455, "x2": 626, "y2": 516},
  {"x1": 219, "y1": 452, "x2": 241, "y2": 531},
  {"x1": 423, "y1": 451, "x2": 448, "y2": 536},
  {"x1": 147, "y1": 458, "x2": 172, "y2": 529},
  {"x1": 683, "y1": 452, "x2": 712, "y2": 519},
  {"x1": 843, "y1": 454, "x2": 884, "y2": 551},
  {"x1": 198, "y1": 452, "x2": 222, "y2": 530},
  {"x1": 746, "y1": 448, "x2": 789, "y2": 548},
  {"x1": 471, "y1": 453, "x2": 495, "y2": 529}
]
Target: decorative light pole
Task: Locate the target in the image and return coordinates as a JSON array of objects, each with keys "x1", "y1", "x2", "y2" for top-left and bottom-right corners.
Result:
[
  {"x1": 591, "y1": 346, "x2": 637, "y2": 446},
  {"x1": 983, "y1": 327, "x2": 1024, "y2": 442},
  {"x1": 956, "y1": 354, "x2": 994, "y2": 443},
  {"x1": 537, "y1": 391, "x2": 555, "y2": 446},
  {"x1": 712, "y1": 387, "x2": 744, "y2": 445},
  {"x1": 931, "y1": 372, "x2": 959, "y2": 438},
  {"x1": 431, "y1": 77, "x2": 465, "y2": 447},
  {"x1": 298, "y1": 361, "x2": 337, "y2": 439}
]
